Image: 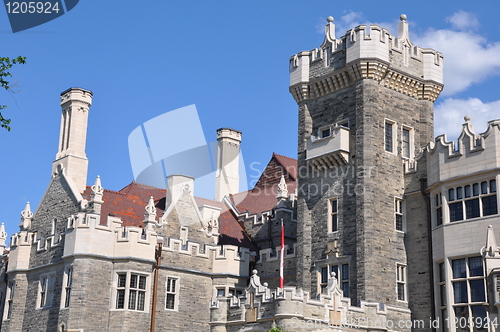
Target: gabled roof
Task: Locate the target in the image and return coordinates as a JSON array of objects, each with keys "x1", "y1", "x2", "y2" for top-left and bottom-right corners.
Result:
[
  {"x1": 273, "y1": 152, "x2": 298, "y2": 180},
  {"x1": 230, "y1": 153, "x2": 297, "y2": 216},
  {"x1": 253, "y1": 152, "x2": 297, "y2": 189}
]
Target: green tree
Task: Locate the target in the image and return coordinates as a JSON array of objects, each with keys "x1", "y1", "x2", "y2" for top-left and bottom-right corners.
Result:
[{"x1": 1, "y1": 56, "x2": 26, "y2": 131}]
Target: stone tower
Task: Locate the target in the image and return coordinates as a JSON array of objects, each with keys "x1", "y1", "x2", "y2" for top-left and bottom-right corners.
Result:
[
  {"x1": 214, "y1": 128, "x2": 242, "y2": 201},
  {"x1": 290, "y1": 15, "x2": 443, "y2": 322},
  {"x1": 52, "y1": 87, "x2": 93, "y2": 194}
]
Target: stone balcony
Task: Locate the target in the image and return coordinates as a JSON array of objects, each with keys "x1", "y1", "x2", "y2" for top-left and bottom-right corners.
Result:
[{"x1": 306, "y1": 126, "x2": 350, "y2": 168}]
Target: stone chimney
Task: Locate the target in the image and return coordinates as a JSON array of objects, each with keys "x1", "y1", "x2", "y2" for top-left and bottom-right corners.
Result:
[
  {"x1": 214, "y1": 128, "x2": 242, "y2": 201},
  {"x1": 52, "y1": 87, "x2": 93, "y2": 194},
  {"x1": 166, "y1": 174, "x2": 195, "y2": 208}
]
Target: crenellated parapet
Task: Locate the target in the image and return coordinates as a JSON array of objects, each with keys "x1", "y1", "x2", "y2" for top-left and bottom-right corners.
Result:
[
  {"x1": 421, "y1": 117, "x2": 500, "y2": 186},
  {"x1": 8, "y1": 207, "x2": 252, "y2": 278},
  {"x1": 289, "y1": 15, "x2": 443, "y2": 104},
  {"x1": 210, "y1": 270, "x2": 411, "y2": 331}
]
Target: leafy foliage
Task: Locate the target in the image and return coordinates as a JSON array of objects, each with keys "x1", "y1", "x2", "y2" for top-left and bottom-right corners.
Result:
[
  {"x1": 268, "y1": 327, "x2": 282, "y2": 332},
  {"x1": 0, "y1": 56, "x2": 26, "y2": 131}
]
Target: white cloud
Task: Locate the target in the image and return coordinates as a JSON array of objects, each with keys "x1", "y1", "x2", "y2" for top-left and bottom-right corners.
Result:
[
  {"x1": 445, "y1": 10, "x2": 479, "y2": 31},
  {"x1": 318, "y1": 12, "x2": 401, "y2": 42},
  {"x1": 413, "y1": 12, "x2": 500, "y2": 96},
  {"x1": 434, "y1": 98, "x2": 500, "y2": 141},
  {"x1": 335, "y1": 11, "x2": 364, "y2": 34}
]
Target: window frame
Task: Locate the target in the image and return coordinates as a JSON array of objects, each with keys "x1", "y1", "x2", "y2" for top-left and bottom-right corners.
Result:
[
  {"x1": 384, "y1": 119, "x2": 397, "y2": 154},
  {"x1": 434, "y1": 192, "x2": 443, "y2": 227},
  {"x1": 165, "y1": 276, "x2": 179, "y2": 311},
  {"x1": 112, "y1": 271, "x2": 150, "y2": 312},
  {"x1": 37, "y1": 273, "x2": 56, "y2": 309},
  {"x1": 318, "y1": 263, "x2": 349, "y2": 297},
  {"x1": 401, "y1": 126, "x2": 414, "y2": 159},
  {"x1": 395, "y1": 197, "x2": 405, "y2": 232},
  {"x1": 396, "y1": 264, "x2": 407, "y2": 302},
  {"x1": 447, "y1": 256, "x2": 488, "y2": 332},
  {"x1": 3, "y1": 280, "x2": 14, "y2": 320},
  {"x1": 318, "y1": 125, "x2": 332, "y2": 139},
  {"x1": 61, "y1": 266, "x2": 73, "y2": 309},
  {"x1": 328, "y1": 198, "x2": 338, "y2": 233},
  {"x1": 445, "y1": 179, "x2": 497, "y2": 224}
]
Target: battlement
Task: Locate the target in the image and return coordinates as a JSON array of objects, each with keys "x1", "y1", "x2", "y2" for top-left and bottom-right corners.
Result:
[
  {"x1": 258, "y1": 243, "x2": 296, "y2": 262},
  {"x1": 289, "y1": 15, "x2": 443, "y2": 104},
  {"x1": 60, "y1": 87, "x2": 93, "y2": 107},
  {"x1": 209, "y1": 270, "x2": 411, "y2": 331},
  {"x1": 423, "y1": 118, "x2": 500, "y2": 186},
  {"x1": 8, "y1": 209, "x2": 253, "y2": 276}
]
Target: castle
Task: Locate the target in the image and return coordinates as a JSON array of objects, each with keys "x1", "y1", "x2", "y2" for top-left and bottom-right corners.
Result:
[{"x1": 1, "y1": 15, "x2": 500, "y2": 332}]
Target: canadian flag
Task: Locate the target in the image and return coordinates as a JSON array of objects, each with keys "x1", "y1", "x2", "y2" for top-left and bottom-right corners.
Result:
[{"x1": 280, "y1": 218, "x2": 284, "y2": 288}]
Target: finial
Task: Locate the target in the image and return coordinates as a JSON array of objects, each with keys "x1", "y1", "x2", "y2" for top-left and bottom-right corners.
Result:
[
  {"x1": 0, "y1": 223, "x2": 7, "y2": 249},
  {"x1": 325, "y1": 15, "x2": 336, "y2": 42},
  {"x1": 91, "y1": 175, "x2": 104, "y2": 195},
  {"x1": 398, "y1": 14, "x2": 410, "y2": 41},
  {"x1": 277, "y1": 175, "x2": 288, "y2": 199},
  {"x1": 20, "y1": 201, "x2": 33, "y2": 231},
  {"x1": 464, "y1": 115, "x2": 471, "y2": 122},
  {"x1": 0, "y1": 223, "x2": 7, "y2": 239},
  {"x1": 144, "y1": 196, "x2": 157, "y2": 223},
  {"x1": 90, "y1": 175, "x2": 104, "y2": 214},
  {"x1": 252, "y1": 269, "x2": 258, "y2": 275}
]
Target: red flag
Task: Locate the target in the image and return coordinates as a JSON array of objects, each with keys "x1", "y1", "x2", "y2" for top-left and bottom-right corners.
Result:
[{"x1": 280, "y1": 218, "x2": 284, "y2": 288}]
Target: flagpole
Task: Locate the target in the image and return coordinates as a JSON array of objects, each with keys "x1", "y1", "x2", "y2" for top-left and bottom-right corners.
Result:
[{"x1": 280, "y1": 218, "x2": 284, "y2": 288}]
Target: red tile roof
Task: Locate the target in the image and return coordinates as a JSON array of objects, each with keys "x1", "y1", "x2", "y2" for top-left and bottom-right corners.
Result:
[
  {"x1": 82, "y1": 182, "x2": 255, "y2": 249},
  {"x1": 273, "y1": 152, "x2": 298, "y2": 180},
  {"x1": 81, "y1": 153, "x2": 297, "y2": 250},
  {"x1": 231, "y1": 153, "x2": 297, "y2": 216}
]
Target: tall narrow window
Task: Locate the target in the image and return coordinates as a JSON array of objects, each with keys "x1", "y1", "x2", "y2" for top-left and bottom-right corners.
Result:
[
  {"x1": 62, "y1": 267, "x2": 73, "y2": 308},
  {"x1": 395, "y1": 198, "x2": 404, "y2": 231},
  {"x1": 38, "y1": 274, "x2": 55, "y2": 308},
  {"x1": 116, "y1": 273, "x2": 126, "y2": 309},
  {"x1": 39, "y1": 276, "x2": 47, "y2": 308},
  {"x1": 435, "y1": 193, "x2": 443, "y2": 226},
  {"x1": 51, "y1": 218, "x2": 57, "y2": 235},
  {"x1": 339, "y1": 264, "x2": 349, "y2": 297},
  {"x1": 397, "y1": 265, "x2": 406, "y2": 301},
  {"x1": 438, "y1": 262, "x2": 448, "y2": 331},
  {"x1": 4, "y1": 281, "x2": 14, "y2": 320},
  {"x1": 329, "y1": 199, "x2": 338, "y2": 232},
  {"x1": 166, "y1": 277, "x2": 179, "y2": 310},
  {"x1": 402, "y1": 128, "x2": 410, "y2": 158},
  {"x1": 385, "y1": 122, "x2": 394, "y2": 153}
]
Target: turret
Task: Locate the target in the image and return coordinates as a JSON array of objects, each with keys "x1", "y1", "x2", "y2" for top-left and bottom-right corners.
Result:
[
  {"x1": 214, "y1": 128, "x2": 242, "y2": 201},
  {"x1": 52, "y1": 87, "x2": 93, "y2": 194}
]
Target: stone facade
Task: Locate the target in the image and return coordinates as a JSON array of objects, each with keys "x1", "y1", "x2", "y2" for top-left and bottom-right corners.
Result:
[{"x1": 2, "y1": 14, "x2": 500, "y2": 332}]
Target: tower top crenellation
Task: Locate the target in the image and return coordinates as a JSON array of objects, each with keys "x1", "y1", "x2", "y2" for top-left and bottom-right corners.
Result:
[{"x1": 289, "y1": 15, "x2": 444, "y2": 103}]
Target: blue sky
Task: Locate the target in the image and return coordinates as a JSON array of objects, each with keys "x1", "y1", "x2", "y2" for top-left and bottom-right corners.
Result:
[{"x1": 1, "y1": 0, "x2": 500, "y2": 241}]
